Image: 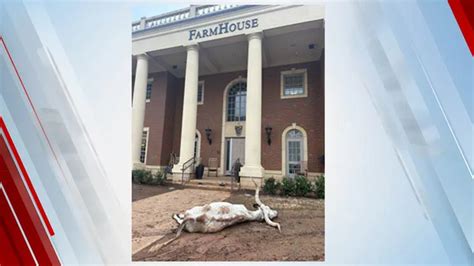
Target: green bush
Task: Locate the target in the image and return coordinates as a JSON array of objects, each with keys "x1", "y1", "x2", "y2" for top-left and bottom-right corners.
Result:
[
  {"x1": 281, "y1": 177, "x2": 296, "y2": 196},
  {"x1": 314, "y1": 175, "x2": 325, "y2": 199},
  {"x1": 152, "y1": 171, "x2": 166, "y2": 185},
  {"x1": 263, "y1": 177, "x2": 280, "y2": 195},
  {"x1": 294, "y1": 175, "x2": 312, "y2": 197},
  {"x1": 132, "y1": 169, "x2": 165, "y2": 185},
  {"x1": 280, "y1": 176, "x2": 313, "y2": 197},
  {"x1": 132, "y1": 169, "x2": 150, "y2": 184}
]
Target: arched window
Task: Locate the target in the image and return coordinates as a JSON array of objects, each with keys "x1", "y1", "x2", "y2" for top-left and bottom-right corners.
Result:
[
  {"x1": 284, "y1": 128, "x2": 305, "y2": 177},
  {"x1": 227, "y1": 81, "x2": 247, "y2": 121},
  {"x1": 287, "y1": 129, "x2": 303, "y2": 139},
  {"x1": 281, "y1": 125, "x2": 309, "y2": 177}
]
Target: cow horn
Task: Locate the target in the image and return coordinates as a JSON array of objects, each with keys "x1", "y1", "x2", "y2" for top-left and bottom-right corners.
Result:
[
  {"x1": 263, "y1": 209, "x2": 281, "y2": 232},
  {"x1": 252, "y1": 178, "x2": 281, "y2": 232},
  {"x1": 253, "y1": 179, "x2": 263, "y2": 207}
]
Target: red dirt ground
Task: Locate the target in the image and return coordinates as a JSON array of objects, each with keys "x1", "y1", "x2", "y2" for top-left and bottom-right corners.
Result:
[{"x1": 132, "y1": 183, "x2": 324, "y2": 261}]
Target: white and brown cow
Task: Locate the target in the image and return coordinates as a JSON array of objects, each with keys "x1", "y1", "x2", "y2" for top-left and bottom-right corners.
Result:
[{"x1": 163, "y1": 180, "x2": 281, "y2": 247}]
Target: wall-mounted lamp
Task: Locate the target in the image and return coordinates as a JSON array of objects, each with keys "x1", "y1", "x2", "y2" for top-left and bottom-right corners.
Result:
[
  {"x1": 205, "y1": 128, "x2": 212, "y2": 145},
  {"x1": 265, "y1": 126, "x2": 272, "y2": 145},
  {"x1": 235, "y1": 125, "x2": 243, "y2": 136}
]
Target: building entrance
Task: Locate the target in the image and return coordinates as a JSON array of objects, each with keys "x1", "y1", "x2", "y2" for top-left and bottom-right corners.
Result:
[{"x1": 224, "y1": 138, "x2": 245, "y2": 175}]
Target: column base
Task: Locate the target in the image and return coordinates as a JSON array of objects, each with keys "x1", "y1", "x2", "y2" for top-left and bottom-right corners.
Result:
[
  {"x1": 239, "y1": 165, "x2": 264, "y2": 178},
  {"x1": 171, "y1": 164, "x2": 194, "y2": 182},
  {"x1": 133, "y1": 162, "x2": 146, "y2": 170},
  {"x1": 239, "y1": 176, "x2": 263, "y2": 190},
  {"x1": 172, "y1": 164, "x2": 183, "y2": 175}
]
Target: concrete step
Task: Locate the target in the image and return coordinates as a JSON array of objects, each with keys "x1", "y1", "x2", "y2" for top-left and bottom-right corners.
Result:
[{"x1": 170, "y1": 177, "x2": 240, "y2": 191}]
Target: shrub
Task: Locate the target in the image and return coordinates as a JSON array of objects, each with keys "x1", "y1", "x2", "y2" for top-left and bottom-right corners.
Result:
[
  {"x1": 294, "y1": 175, "x2": 312, "y2": 197},
  {"x1": 132, "y1": 169, "x2": 155, "y2": 185},
  {"x1": 152, "y1": 171, "x2": 166, "y2": 185},
  {"x1": 314, "y1": 175, "x2": 325, "y2": 199},
  {"x1": 263, "y1": 177, "x2": 280, "y2": 195},
  {"x1": 132, "y1": 169, "x2": 149, "y2": 184},
  {"x1": 281, "y1": 177, "x2": 296, "y2": 196},
  {"x1": 280, "y1": 176, "x2": 313, "y2": 197}
]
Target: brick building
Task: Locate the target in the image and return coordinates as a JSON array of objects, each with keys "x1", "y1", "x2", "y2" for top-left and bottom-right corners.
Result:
[{"x1": 132, "y1": 5, "x2": 324, "y2": 185}]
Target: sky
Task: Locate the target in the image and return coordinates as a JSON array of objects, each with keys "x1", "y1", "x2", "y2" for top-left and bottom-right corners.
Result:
[{"x1": 131, "y1": 3, "x2": 190, "y2": 21}]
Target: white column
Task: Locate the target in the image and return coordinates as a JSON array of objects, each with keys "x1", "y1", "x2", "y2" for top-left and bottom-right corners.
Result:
[
  {"x1": 132, "y1": 54, "x2": 149, "y2": 167},
  {"x1": 172, "y1": 45, "x2": 199, "y2": 175},
  {"x1": 240, "y1": 33, "x2": 264, "y2": 178}
]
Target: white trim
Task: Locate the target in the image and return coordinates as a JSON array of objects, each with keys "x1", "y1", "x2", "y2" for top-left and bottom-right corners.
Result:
[
  {"x1": 280, "y1": 68, "x2": 308, "y2": 99},
  {"x1": 197, "y1": 80, "x2": 205, "y2": 105},
  {"x1": 0, "y1": 183, "x2": 39, "y2": 266},
  {"x1": 220, "y1": 76, "x2": 247, "y2": 175},
  {"x1": 141, "y1": 127, "x2": 150, "y2": 164},
  {"x1": 281, "y1": 123, "x2": 308, "y2": 177}
]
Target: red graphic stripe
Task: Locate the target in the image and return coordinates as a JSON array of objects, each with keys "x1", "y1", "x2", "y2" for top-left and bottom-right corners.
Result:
[
  {"x1": 0, "y1": 123, "x2": 61, "y2": 265},
  {"x1": 0, "y1": 35, "x2": 59, "y2": 236},
  {"x1": 449, "y1": 0, "x2": 474, "y2": 56},
  {"x1": 0, "y1": 117, "x2": 55, "y2": 236},
  {"x1": 0, "y1": 187, "x2": 37, "y2": 265}
]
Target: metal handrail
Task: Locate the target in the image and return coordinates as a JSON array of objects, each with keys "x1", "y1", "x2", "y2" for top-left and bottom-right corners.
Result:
[{"x1": 181, "y1": 157, "x2": 196, "y2": 184}]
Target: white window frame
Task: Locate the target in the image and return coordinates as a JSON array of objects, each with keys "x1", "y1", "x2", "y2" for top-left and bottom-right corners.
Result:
[
  {"x1": 145, "y1": 78, "x2": 154, "y2": 103},
  {"x1": 197, "y1": 80, "x2": 205, "y2": 105},
  {"x1": 281, "y1": 123, "x2": 308, "y2": 177},
  {"x1": 140, "y1": 127, "x2": 150, "y2": 164},
  {"x1": 280, "y1": 68, "x2": 308, "y2": 99}
]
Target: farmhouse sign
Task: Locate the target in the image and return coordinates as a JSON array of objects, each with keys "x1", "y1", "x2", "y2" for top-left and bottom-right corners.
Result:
[{"x1": 188, "y1": 18, "x2": 259, "y2": 41}]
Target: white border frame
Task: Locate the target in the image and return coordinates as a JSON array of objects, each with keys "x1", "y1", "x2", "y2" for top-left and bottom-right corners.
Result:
[{"x1": 280, "y1": 68, "x2": 308, "y2": 99}]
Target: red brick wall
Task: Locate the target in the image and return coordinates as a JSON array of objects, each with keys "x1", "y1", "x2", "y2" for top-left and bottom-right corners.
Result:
[
  {"x1": 161, "y1": 73, "x2": 180, "y2": 165},
  {"x1": 147, "y1": 59, "x2": 324, "y2": 173},
  {"x1": 143, "y1": 72, "x2": 181, "y2": 166},
  {"x1": 261, "y1": 61, "x2": 324, "y2": 173},
  {"x1": 143, "y1": 72, "x2": 167, "y2": 165}
]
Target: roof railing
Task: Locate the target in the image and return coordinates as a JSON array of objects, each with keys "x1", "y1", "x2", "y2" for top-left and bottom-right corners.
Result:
[{"x1": 132, "y1": 4, "x2": 242, "y2": 33}]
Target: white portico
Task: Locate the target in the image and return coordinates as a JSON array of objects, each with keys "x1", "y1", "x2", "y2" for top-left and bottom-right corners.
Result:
[{"x1": 132, "y1": 5, "x2": 325, "y2": 184}]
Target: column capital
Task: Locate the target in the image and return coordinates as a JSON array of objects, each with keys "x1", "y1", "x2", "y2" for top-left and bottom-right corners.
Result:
[
  {"x1": 136, "y1": 53, "x2": 148, "y2": 61},
  {"x1": 186, "y1": 44, "x2": 199, "y2": 52},
  {"x1": 247, "y1": 32, "x2": 263, "y2": 41}
]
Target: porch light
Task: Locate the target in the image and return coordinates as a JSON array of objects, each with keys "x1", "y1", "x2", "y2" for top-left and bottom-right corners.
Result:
[
  {"x1": 235, "y1": 125, "x2": 243, "y2": 136},
  {"x1": 265, "y1": 126, "x2": 272, "y2": 145},
  {"x1": 205, "y1": 128, "x2": 212, "y2": 145}
]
